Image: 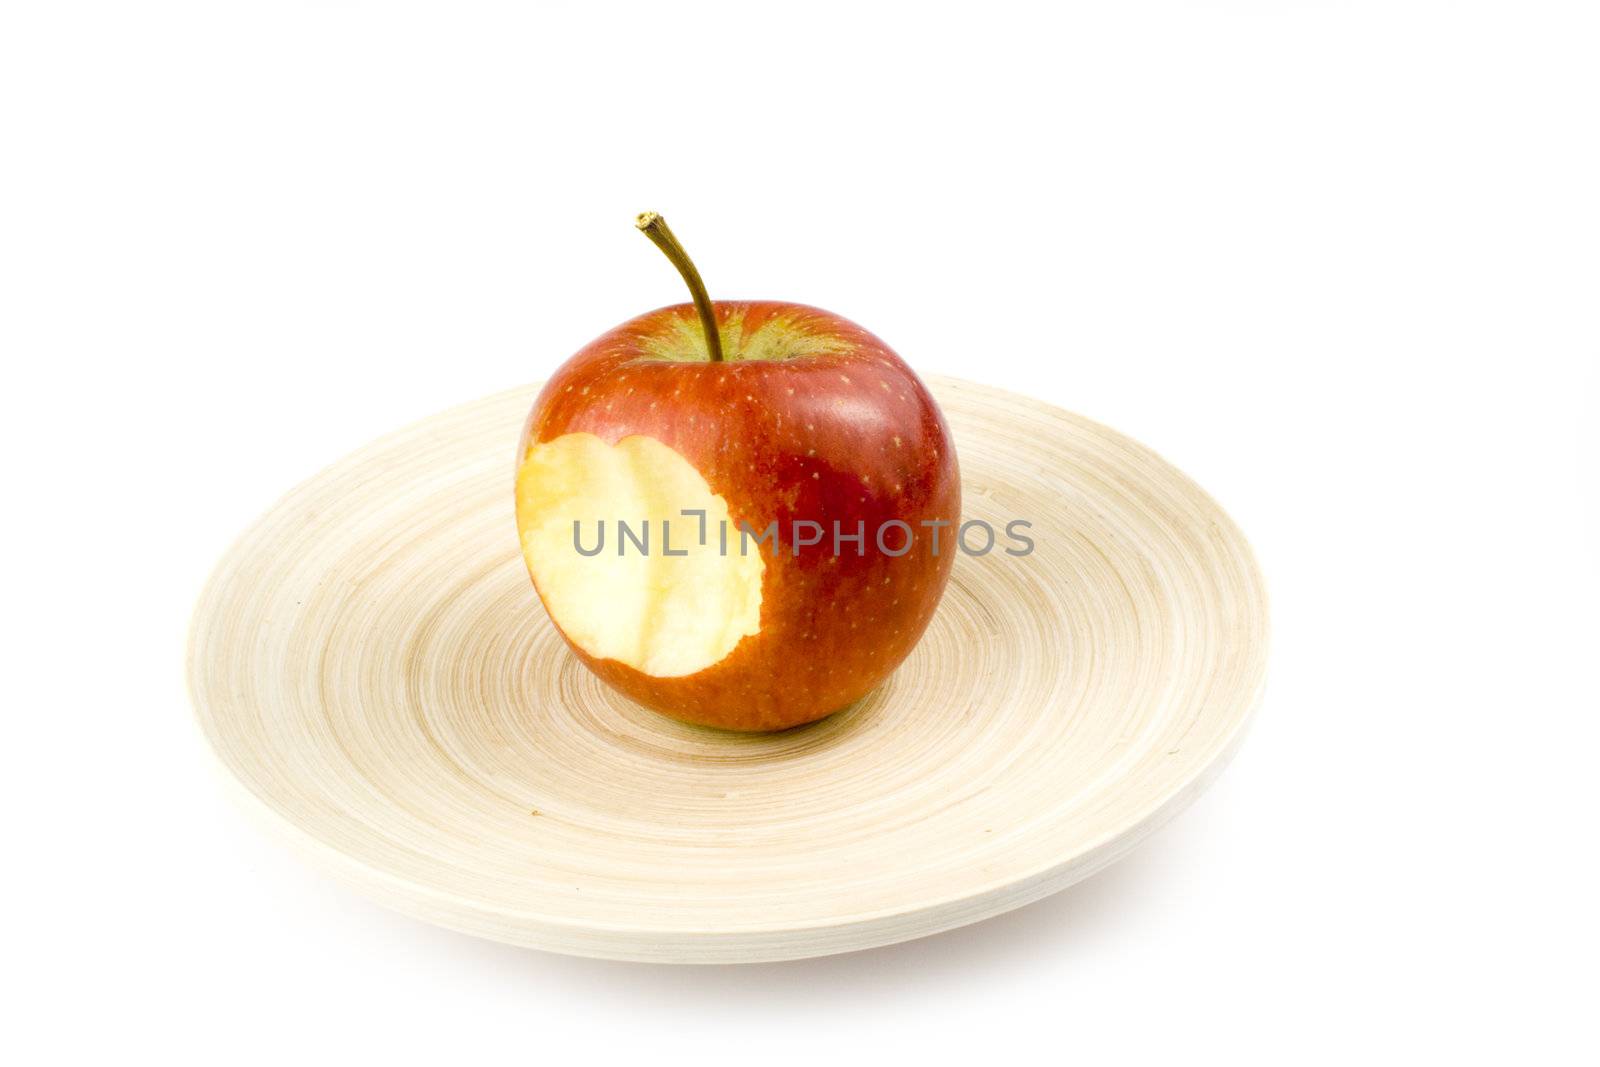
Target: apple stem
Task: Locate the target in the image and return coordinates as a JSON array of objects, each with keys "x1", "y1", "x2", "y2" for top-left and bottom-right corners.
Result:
[{"x1": 636, "y1": 212, "x2": 724, "y2": 363}]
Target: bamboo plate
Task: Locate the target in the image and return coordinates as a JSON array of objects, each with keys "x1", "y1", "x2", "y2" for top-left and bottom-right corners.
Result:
[{"x1": 188, "y1": 377, "x2": 1267, "y2": 963}]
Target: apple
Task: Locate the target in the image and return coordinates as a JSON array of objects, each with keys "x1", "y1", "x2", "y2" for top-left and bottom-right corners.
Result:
[{"x1": 515, "y1": 213, "x2": 959, "y2": 731}]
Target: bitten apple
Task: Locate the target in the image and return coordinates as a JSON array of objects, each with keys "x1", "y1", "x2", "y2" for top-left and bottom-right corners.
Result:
[{"x1": 515, "y1": 214, "x2": 959, "y2": 731}]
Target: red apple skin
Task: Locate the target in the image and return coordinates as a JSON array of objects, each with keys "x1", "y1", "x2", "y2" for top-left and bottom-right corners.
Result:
[{"x1": 518, "y1": 301, "x2": 960, "y2": 732}]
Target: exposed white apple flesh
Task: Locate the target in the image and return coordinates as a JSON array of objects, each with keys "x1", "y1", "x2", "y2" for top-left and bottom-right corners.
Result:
[{"x1": 515, "y1": 432, "x2": 764, "y2": 677}]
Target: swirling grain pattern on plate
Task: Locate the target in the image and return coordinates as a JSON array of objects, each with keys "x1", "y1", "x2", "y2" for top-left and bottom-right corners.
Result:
[{"x1": 188, "y1": 377, "x2": 1268, "y2": 962}]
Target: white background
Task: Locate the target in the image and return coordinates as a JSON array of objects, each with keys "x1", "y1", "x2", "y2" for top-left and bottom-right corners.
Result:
[{"x1": 4, "y1": 2, "x2": 1596, "y2": 1063}]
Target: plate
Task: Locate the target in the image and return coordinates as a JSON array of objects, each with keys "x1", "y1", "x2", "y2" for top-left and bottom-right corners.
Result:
[{"x1": 188, "y1": 377, "x2": 1268, "y2": 962}]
